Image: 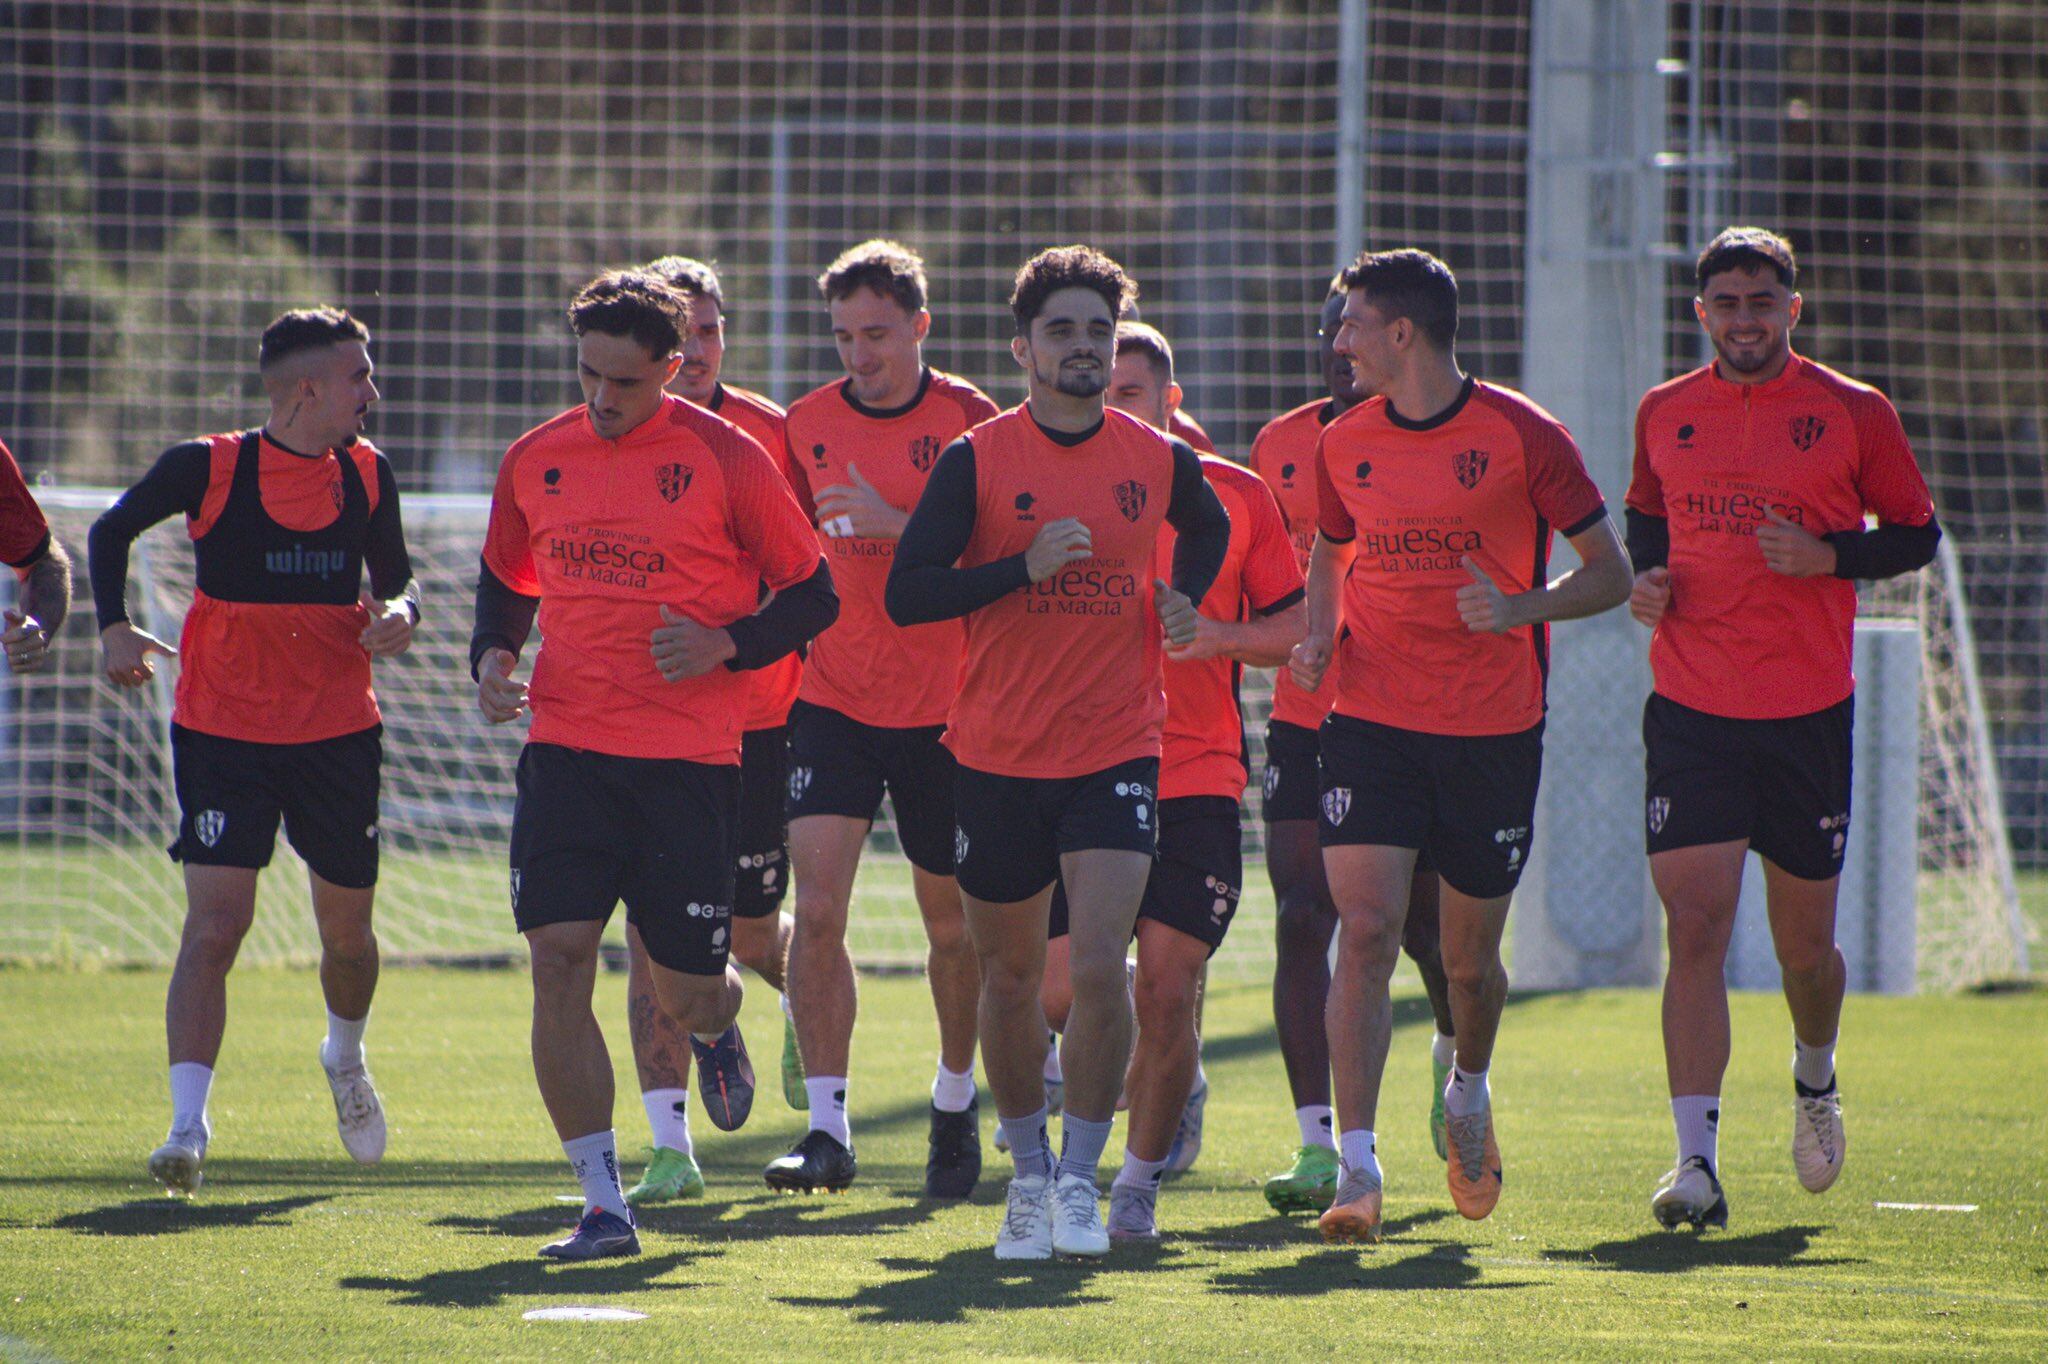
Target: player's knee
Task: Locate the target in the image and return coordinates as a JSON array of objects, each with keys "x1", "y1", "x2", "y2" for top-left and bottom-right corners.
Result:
[
  {"x1": 1773, "y1": 934, "x2": 1838, "y2": 979},
  {"x1": 923, "y1": 909, "x2": 972, "y2": 957},
  {"x1": 526, "y1": 939, "x2": 593, "y2": 1001},
  {"x1": 729, "y1": 918, "x2": 779, "y2": 973},
  {"x1": 1333, "y1": 916, "x2": 1403, "y2": 975},
  {"x1": 316, "y1": 917, "x2": 376, "y2": 963},
  {"x1": 1441, "y1": 952, "x2": 1500, "y2": 998},
  {"x1": 1273, "y1": 892, "x2": 1334, "y2": 956},
  {"x1": 978, "y1": 951, "x2": 1040, "y2": 1008},
  {"x1": 1665, "y1": 904, "x2": 1735, "y2": 965},
  {"x1": 1134, "y1": 964, "x2": 1197, "y2": 1030},
  {"x1": 180, "y1": 905, "x2": 255, "y2": 962},
  {"x1": 790, "y1": 889, "x2": 849, "y2": 942}
]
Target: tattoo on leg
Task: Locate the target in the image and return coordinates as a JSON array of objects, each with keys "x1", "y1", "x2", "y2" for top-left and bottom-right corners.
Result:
[{"x1": 629, "y1": 987, "x2": 690, "y2": 1090}]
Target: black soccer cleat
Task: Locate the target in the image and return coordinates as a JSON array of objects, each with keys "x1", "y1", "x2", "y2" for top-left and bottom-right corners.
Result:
[
  {"x1": 689, "y1": 1023, "x2": 756, "y2": 1132},
  {"x1": 924, "y1": 1096, "x2": 983, "y2": 1200},
  {"x1": 764, "y1": 1128, "x2": 858, "y2": 1193},
  {"x1": 539, "y1": 1207, "x2": 641, "y2": 1261}
]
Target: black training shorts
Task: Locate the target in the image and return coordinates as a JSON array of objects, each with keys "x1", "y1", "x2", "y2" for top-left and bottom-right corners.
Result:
[
  {"x1": 785, "y1": 699, "x2": 957, "y2": 874},
  {"x1": 952, "y1": 757, "x2": 1161, "y2": 905},
  {"x1": 1644, "y1": 692, "x2": 1853, "y2": 881},
  {"x1": 169, "y1": 722, "x2": 382, "y2": 889}
]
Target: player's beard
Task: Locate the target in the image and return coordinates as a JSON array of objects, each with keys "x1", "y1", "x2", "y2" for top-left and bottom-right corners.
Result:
[
  {"x1": 1045, "y1": 357, "x2": 1107, "y2": 398},
  {"x1": 1713, "y1": 330, "x2": 1786, "y2": 376}
]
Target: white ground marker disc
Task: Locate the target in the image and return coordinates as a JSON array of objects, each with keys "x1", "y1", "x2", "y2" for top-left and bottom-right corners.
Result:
[{"x1": 522, "y1": 1306, "x2": 648, "y2": 1322}]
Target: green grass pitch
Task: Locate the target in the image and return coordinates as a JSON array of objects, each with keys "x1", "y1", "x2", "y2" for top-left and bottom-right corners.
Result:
[{"x1": 1, "y1": 967, "x2": 2043, "y2": 1361}]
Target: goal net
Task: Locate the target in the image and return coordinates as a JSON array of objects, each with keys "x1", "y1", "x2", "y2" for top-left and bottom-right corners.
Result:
[{"x1": 0, "y1": 2, "x2": 2035, "y2": 987}]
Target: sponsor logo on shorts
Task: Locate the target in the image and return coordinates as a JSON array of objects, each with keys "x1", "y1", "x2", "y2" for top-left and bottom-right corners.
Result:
[
  {"x1": 1322, "y1": 787, "x2": 1351, "y2": 826},
  {"x1": 1647, "y1": 797, "x2": 1671, "y2": 834},
  {"x1": 712, "y1": 926, "x2": 727, "y2": 949},
  {"x1": 1113, "y1": 479, "x2": 1148, "y2": 522},
  {"x1": 194, "y1": 810, "x2": 226, "y2": 848},
  {"x1": 685, "y1": 901, "x2": 731, "y2": 919},
  {"x1": 1114, "y1": 779, "x2": 1154, "y2": 830},
  {"x1": 1819, "y1": 811, "x2": 1850, "y2": 858},
  {"x1": 509, "y1": 867, "x2": 521, "y2": 909},
  {"x1": 1494, "y1": 825, "x2": 1529, "y2": 871},
  {"x1": 1788, "y1": 415, "x2": 1828, "y2": 451},
  {"x1": 1262, "y1": 764, "x2": 1281, "y2": 802},
  {"x1": 1453, "y1": 448, "x2": 1490, "y2": 490},
  {"x1": 954, "y1": 826, "x2": 969, "y2": 865},
  {"x1": 740, "y1": 849, "x2": 784, "y2": 870},
  {"x1": 788, "y1": 765, "x2": 813, "y2": 803},
  {"x1": 1203, "y1": 873, "x2": 1241, "y2": 923},
  {"x1": 365, "y1": 823, "x2": 378, "y2": 840},
  {"x1": 656, "y1": 462, "x2": 694, "y2": 503}
]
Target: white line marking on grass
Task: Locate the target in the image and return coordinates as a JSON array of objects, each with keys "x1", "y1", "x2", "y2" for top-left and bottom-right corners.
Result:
[
  {"x1": 1874, "y1": 1202, "x2": 1978, "y2": 1212},
  {"x1": 522, "y1": 1307, "x2": 647, "y2": 1322}
]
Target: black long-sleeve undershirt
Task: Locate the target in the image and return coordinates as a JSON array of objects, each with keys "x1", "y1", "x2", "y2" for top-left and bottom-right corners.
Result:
[
  {"x1": 1625, "y1": 507, "x2": 1942, "y2": 581},
  {"x1": 469, "y1": 557, "x2": 838, "y2": 681},
  {"x1": 89, "y1": 438, "x2": 419, "y2": 631},
  {"x1": 885, "y1": 430, "x2": 1230, "y2": 626}
]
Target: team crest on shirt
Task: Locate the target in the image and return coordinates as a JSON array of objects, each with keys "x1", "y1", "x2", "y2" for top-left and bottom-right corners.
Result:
[
  {"x1": 1114, "y1": 480, "x2": 1148, "y2": 522},
  {"x1": 1647, "y1": 797, "x2": 1671, "y2": 834},
  {"x1": 1788, "y1": 416, "x2": 1827, "y2": 451},
  {"x1": 656, "y1": 462, "x2": 693, "y2": 503},
  {"x1": 908, "y1": 435, "x2": 942, "y2": 472},
  {"x1": 328, "y1": 475, "x2": 345, "y2": 512},
  {"x1": 1322, "y1": 787, "x2": 1351, "y2": 826},
  {"x1": 1453, "y1": 449, "x2": 1489, "y2": 490},
  {"x1": 194, "y1": 810, "x2": 226, "y2": 848}
]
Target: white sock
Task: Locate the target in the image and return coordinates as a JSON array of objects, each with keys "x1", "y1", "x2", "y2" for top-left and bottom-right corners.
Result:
[
  {"x1": 169, "y1": 1062, "x2": 213, "y2": 1143},
  {"x1": 1445, "y1": 1063, "x2": 1490, "y2": 1118},
  {"x1": 931, "y1": 1061, "x2": 976, "y2": 1113},
  {"x1": 1794, "y1": 1035, "x2": 1837, "y2": 1092},
  {"x1": 1043, "y1": 1041, "x2": 1064, "y2": 1084},
  {"x1": 1338, "y1": 1128, "x2": 1382, "y2": 1184},
  {"x1": 642, "y1": 1088, "x2": 693, "y2": 1157},
  {"x1": 1296, "y1": 1104, "x2": 1336, "y2": 1149},
  {"x1": 321, "y1": 1009, "x2": 368, "y2": 1071},
  {"x1": 1672, "y1": 1095, "x2": 1720, "y2": 1172},
  {"x1": 806, "y1": 1076, "x2": 850, "y2": 1145},
  {"x1": 1113, "y1": 1150, "x2": 1168, "y2": 1191},
  {"x1": 562, "y1": 1130, "x2": 630, "y2": 1221},
  {"x1": 1431, "y1": 1031, "x2": 1456, "y2": 1068}
]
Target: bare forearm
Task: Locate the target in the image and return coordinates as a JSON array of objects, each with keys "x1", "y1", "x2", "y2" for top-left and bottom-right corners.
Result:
[
  {"x1": 1507, "y1": 518, "x2": 1631, "y2": 627},
  {"x1": 1214, "y1": 603, "x2": 1306, "y2": 666},
  {"x1": 20, "y1": 542, "x2": 71, "y2": 637}
]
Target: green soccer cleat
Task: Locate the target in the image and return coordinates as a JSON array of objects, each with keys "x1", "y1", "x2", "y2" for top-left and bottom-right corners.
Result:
[
  {"x1": 1431, "y1": 1054, "x2": 1452, "y2": 1161},
  {"x1": 625, "y1": 1146, "x2": 704, "y2": 1205},
  {"x1": 1262, "y1": 1143, "x2": 1340, "y2": 1215},
  {"x1": 781, "y1": 1012, "x2": 805, "y2": 1110}
]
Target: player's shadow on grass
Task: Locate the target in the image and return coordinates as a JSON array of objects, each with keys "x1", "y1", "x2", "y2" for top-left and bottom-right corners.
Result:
[
  {"x1": 340, "y1": 1251, "x2": 703, "y2": 1309},
  {"x1": 779, "y1": 1242, "x2": 1175, "y2": 1324},
  {"x1": 1173, "y1": 1206, "x2": 1453, "y2": 1253},
  {"x1": 1540, "y1": 1224, "x2": 1859, "y2": 1274},
  {"x1": 429, "y1": 1193, "x2": 948, "y2": 1245},
  {"x1": 1209, "y1": 1240, "x2": 1533, "y2": 1297},
  {"x1": 47, "y1": 1193, "x2": 332, "y2": 1237}
]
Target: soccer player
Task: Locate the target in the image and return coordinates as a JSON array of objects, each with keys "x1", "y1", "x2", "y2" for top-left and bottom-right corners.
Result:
[
  {"x1": 1292, "y1": 249, "x2": 1630, "y2": 1244},
  {"x1": 1628, "y1": 228, "x2": 1939, "y2": 1230},
  {"x1": 611, "y1": 255, "x2": 805, "y2": 1206},
  {"x1": 88, "y1": 308, "x2": 418, "y2": 1196},
  {"x1": 1, "y1": 436, "x2": 72, "y2": 675},
  {"x1": 472, "y1": 272, "x2": 834, "y2": 1260},
  {"x1": 1092, "y1": 321, "x2": 1304, "y2": 1240},
  {"x1": 886, "y1": 245, "x2": 1229, "y2": 1260},
  {"x1": 768, "y1": 240, "x2": 999, "y2": 1198},
  {"x1": 1252, "y1": 282, "x2": 1460, "y2": 1215}
]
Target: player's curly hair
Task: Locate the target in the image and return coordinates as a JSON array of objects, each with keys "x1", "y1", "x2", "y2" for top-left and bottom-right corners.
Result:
[
  {"x1": 645, "y1": 255, "x2": 726, "y2": 316},
  {"x1": 1010, "y1": 245, "x2": 1137, "y2": 334},
  {"x1": 258, "y1": 307, "x2": 369, "y2": 371},
  {"x1": 1695, "y1": 226, "x2": 1797, "y2": 292},
  {"x1": 817, "y1": 239, "x2": 928, "y2": 315},
  {"x1": 568, "y1": 270, "x2": 690, "y2": 357},
  {"x1": 1337, "y1": 248, "x2": 1458, "y2": 351}
]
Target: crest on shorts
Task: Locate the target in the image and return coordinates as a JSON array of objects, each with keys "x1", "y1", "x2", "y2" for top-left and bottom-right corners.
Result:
[
  {"x1": 656, "y1": 462, "x2": 693, "y2": 503},
  {"x1": 509, "y1": 868, "x2": 522, "y2": 909},
  {"x1": 1114, "y1": 479, "x2": 1148, "y2": 522},
  {"x1": 194, "y1": 809, "x2": 226, "y2": 848},
  {"x1": 909, "y1": 434, "x2": 942, "y2": 471},
  {"x1": 1262, "y1": 764, "x2": 1281, "y2": 802},
  {"x1": 788, "y1": 765, "x2": 813, "y2": 804},
  {"x1": 1322, "y1": 787, "x2": 1352, "y2": 826},
  {"x1": 1647, "y1": 796, "x2": 1671, "y2": 834},
  {"x1": 1453, "y1": 449, "x2": 1489, "y2": 490},
  {"x1": 1788, "y1": 415, "x2": 1827, "y2": 451},
  {"x1": 954, "y1": 827, "x2": 969, "y2": 866}
]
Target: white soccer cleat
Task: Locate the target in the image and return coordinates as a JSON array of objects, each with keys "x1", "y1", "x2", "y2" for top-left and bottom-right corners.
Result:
[
  {"x1": 994, "y1": 1174, "x2": 1053, "y2": 1260},
  {"x1": 1051, "y1": 1172, "x2": 1110, "y2": 1258},
  {"x1": 1652, "y1": 1155, "x2": 1728, "y2": 1230},
  {"x1": 322, "y1": 1053, "x2": 388, "y2": 1164},
  {"x1": 1792, "y1": 1083, "x2": 1846, "y2": 1192},
  {"x1": 148, "y1": 1127, "x2": 209, "y2": 1197},
  {"x1": 1107, "y1": 1182, "x2": 1159, "y2": 1241}
]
